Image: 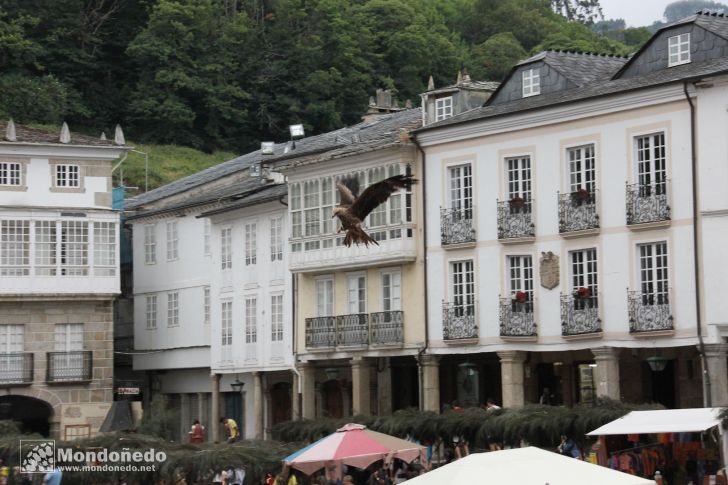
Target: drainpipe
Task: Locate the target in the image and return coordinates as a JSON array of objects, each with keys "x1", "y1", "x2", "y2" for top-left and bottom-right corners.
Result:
[
  {"x1": 411, "y1": 134, "x2": 430, "y2": 410},
  {"x1": 684, "y1": 81, "x2": 711, "y2": 407}
]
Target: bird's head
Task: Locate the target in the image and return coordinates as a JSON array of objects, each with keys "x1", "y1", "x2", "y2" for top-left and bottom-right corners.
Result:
[{"x1": 332, "y1": 207, "x2": 345, "y2": 218}]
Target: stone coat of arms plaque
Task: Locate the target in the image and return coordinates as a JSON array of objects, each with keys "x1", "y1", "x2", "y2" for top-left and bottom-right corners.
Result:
[{"x1": 540, "y1": 251, "x2": 559, "y2": 290}]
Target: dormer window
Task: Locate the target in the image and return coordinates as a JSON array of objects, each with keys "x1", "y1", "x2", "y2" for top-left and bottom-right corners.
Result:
[
  {"x1": 522, "y1": 68, "x2": 540, "y2": 97},
  {"x1": 436, "y1": 96, "x2": 453, "y2": 121},
  {"x1": 55, "y1": 164, "x2": 80, "y2": 188},
  {"x1": 668, "y1": 33, "x2": 690, "y2": 67}
]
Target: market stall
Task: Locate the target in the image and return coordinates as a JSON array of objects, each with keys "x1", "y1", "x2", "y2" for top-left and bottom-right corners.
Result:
[{"x1": 587, "y1": 408, "x2": 726, "y2": 484}]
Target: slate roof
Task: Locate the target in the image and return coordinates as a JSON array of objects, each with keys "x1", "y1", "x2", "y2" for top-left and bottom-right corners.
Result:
[
  {"x1": 423, "y1": 79, "x2": 500, "y2": 96},
  {"x1": 125, "y1": 108, "x2": 422, "y2": 216},
  {"x1": 518, "y1": 51, "x2": 629, "y2": 86},
  {"x1": 0, "y1": 121, "x2": 123, "y2": 147},
  {"x1": 416, "y1": 55, "x2": 728, "y2": 133}
]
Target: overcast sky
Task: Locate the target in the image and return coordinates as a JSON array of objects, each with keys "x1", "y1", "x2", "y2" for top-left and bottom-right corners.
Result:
[{"x1": 599, "y1": 0, "x2": 672, "y2": 27}]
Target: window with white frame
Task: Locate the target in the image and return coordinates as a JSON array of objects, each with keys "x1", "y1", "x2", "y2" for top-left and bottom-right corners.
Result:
[
  {"x1": 570, "y1": 248, "x2": 598, "y2": 307},
  {"x1": 221, "y1": 301, "x2": 232, "y2": 346},
  {"x1": 93, "y1": 222, "x2": 116, "y2": 276},
  {"x1": 522, "y1": 68, "x2": 540, "y2": 97},
  {"x1": 450, "y1": 260, "x2": 475, "y2": 313},
  {"x1": 245, "y1": 297, "x2": 257, "y2": 343},
  {"x1": 668, "y1": 33, "x2": 690, "y2": 66},
  {"x1": 146, "y1": 295, "x2": 157, "y2": 329},
  {"x1": 381, "y1": 270, "x2": 401, "y2": 312},
  {"x1": 508, "y1": 255, "x2": 533, "y2": 300},
  {"x1": 144, "y1": 224, "x2": 156, "y2": 264},
  {"x1": 347, "y1": 274, "x2": 366, "y2": 314},
  {"x1": 166, "y1": 221, "x2": 179, "y2": 261},
  {"x1": 203, "y1": 286, "x2": 210, "y2": 324},
  {"x1": 0, "y1": 325, "x2": 24, "y2": 353},
  {"x1": 167, "y1": 292, "x2": 179, "y2": 326},
  {"x1": 506, "y1": 157, "x2": 531, "y2": 200},
  {"x1": 221, "y1": 227, "x2": 232, "y2": 269},
  {"x1": 60, "y1": 221, "x2": 88, "y2": 276},
  {"x1": 636, "y1": 133, "x2": 666, "y2": 195},
  {"x1": 304, "y1": 180, "x2": 320, "y2": 238},
  {"x1": 290, "y1": 183, "x2": 302, "y2": 238},
  {"x1": 435, "y1": 96, "x2": 453, "y2": 121},
  {"x1": 638, "y1": 242, "x2": 669, "y2": 303},
  {"x1": 270, "y1": 217, "x2": 283, "y2": 261},
  {"x1": 315, "y1": 277, "x2": 334, "y2": 317},
  {"x1": 35, "y1": 221, "x2": 56, "y2": 276},
  {"x1": 0, "y1": 161, "x2": 21, "y2": 186},
  {"x1": 203, "y1": 219, "x2": 211, "y2": 255},
  {"x1": 271, "y1": 294, "x2": 283, "y2": 342},
  {"x1": 568, "y1": 144, "x2": 596, "y2": 193},
  {"x1": 321, "y1": 177, "x2": 334, "y2": 235},
  {"x1": 54, "y1": 323, "x2": 83, "y2": 351},
  {"x1": 448, "y1": 164, "x2": 473, "y2": 216},
  {"x1": 54, "y1": 164, "x2": 80, "y2": 188},
  {"x1": 1, "y1": 220, "x2": 30, "y2": 276},
  {"x1": 245, "y1": 223, "x2": 257, "y2": 265},
  {"x1": 367, "y1": 166, "x2": 387, "y2": 227}
]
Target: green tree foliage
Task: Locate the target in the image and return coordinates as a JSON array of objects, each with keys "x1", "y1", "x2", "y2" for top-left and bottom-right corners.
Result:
[
  {"x1": 0, "y1": 0, "x2": 651, "y2": 153},
  {"x1": 665, "y1": 0, "x2": 728, "y2": 22},
  {"x1": 138, "y1": 394, "x2": 179, "y2": 441},
  {"x1": 469, "y1": 32, "x2": 528, "y2": 81}
]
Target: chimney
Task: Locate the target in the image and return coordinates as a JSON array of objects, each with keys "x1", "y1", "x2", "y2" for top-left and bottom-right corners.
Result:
[
  {"x1": 5, "y1": 119, "x2": 17, "y2": 142},
  {"x1": 361, "y1": 88, "x2": 405, "y2": 122},
  {"x1": 59, "y1": 122, "x2": 71, "y2": 144},
  {"x1": 376, "y1": 89, "x2": 392, "y2": 109}
]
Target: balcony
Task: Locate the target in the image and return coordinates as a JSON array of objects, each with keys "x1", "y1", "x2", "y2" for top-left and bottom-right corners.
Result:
[
  {"x1": 558, "y1": 190, "x2": 599, "y2": 234},
  {"x1": 626, "y1": 181, "x2": 670, "y2": 226},
  {"x1": 499, "y1": 297, "x2": 537, "y2": 338},
  {"x1": 442, "y1": 302, "x2": 477, "y2": 340},
  {"x1": 561, "y1": 294, "x2": 601, "y2": 336},
  {"x1": 305, "y1": 311, "x2": 404, "y2": 350},
  {"x1": 440, "y1": 208, "x2": 476, "y2": 246},
  {"x1": 370, "y1": 311, "x2": 404, "y2": 346},
  {"x1": 628, "y1": 290, "x2": 673, "y2": 334},
  {"x1": 0, "y1": 353, "x2": 33, "y2": 386},
  {"x1": 497, "y1": 199, "x2": 535, "y2": 240},
  {"x1": 46, "y1": 351, "x2": 93, "y2": 383}
]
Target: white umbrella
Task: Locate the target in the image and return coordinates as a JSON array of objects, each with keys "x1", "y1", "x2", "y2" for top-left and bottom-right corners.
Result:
[{"x1": 406, "y1": 447, "x2": 655, "y2": 485}]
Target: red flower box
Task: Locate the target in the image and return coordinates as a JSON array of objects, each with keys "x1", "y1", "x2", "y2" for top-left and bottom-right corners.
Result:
[
  {"x1": 575, "y1": 287, "x2": 591, "y2": 299},
  {"x1": 509, "y1": 196, "x2": 524, "y2": 209},
  {"x1": 513, "y1": 291, "x2": 528, "y2": 303}
]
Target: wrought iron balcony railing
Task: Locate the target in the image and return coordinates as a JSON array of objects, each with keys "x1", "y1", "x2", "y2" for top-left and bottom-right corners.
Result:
[
  {"x1": 370, "y1": 311, "x2": 404, "y2": 345},
  {"x1": 499, "y1": 298, "x2": 537, "y2": 337},
  {"x1": 46, "y1": 351, "x2": 92, "y2": 383},
  {"x1": 561, "y1": 294, "x2": 601, "y2": 336},
  {"x1": 440, "y1": 207, "x2": 476, "y2": 245},
  {"x1": 558, "y1": 190, "x2": 599, "y2": 233},
  {"x1": 336, "y1": 313, "x2": 369, "y2": 346},
  {"x1": 442, "y1": 302, "x2": 477, "y2": 340},
  {"x1": 626, "y1": 181, "x2": 670, "y2": 225},
  {"x1": 628, "y1": 290, "x2": 673, "y2": 333},
  {"x1": 305, "y1": 316, "x2": 337, "y2": 348},
  {"x1": 0, "y1": 352, "x2": 33, "y2": 385},
  {"x1": 497, "y1": 199, "x2": 535, "y2": 239}
]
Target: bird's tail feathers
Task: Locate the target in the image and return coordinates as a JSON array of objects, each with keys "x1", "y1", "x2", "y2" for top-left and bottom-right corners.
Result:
[{"x1": 344, "y1": 227, "x2": 379, "y2": 247}]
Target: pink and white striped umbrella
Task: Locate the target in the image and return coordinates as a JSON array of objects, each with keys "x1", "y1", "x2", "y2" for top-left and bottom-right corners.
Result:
[{"x1": 283, "y1": 423, "x2": 427, "y2": 475}]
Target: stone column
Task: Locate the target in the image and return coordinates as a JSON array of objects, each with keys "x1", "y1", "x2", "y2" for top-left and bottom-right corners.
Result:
[
  {"x1": 351, "y1": 358, "x2": 372, "y2": 416},
  {"x1": 253, "y1": 372, "x2": 264, "y2": 439},
  {"x1": 197, "y1": 393, "x2": 208, "y2": 442},
  {"x1": 592, "y1": 347, "x2": 621, "y2": 400},
  {"x1": 180, "y1": 394, "x2": 190, "y2": 442},
  {"x1": 418, "y1": 354, "x2": 440, "y2": 412},
  {"x1": 377, "y1": 358, "x2": 392, "y2": 416},
  {"x1": 702, "y1": 344, "x2": 728, "y2": 407},
  {"x1": 300, "y1": 363, "x2": 316, "y2": 419},
  {"x1": 211, "y1": 374, "x2": 221, "y2": 443},
  {"x1": 291, "y1": 369, "x2": 301, "y2": 420},
  {"x1": 497, "y1": 350, "x2": 526, "y2": 408}
]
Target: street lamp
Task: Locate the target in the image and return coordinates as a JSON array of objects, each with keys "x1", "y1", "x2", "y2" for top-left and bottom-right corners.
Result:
[
  {"x1": 230, "y1": 376, "x2": 245, "y2": 394},
  {"x1": 646, "y1": 355, "x2": 669, "y2": 372},
  {"x1": 324, "y1": 367, "x2": 339, "y2": 381}
]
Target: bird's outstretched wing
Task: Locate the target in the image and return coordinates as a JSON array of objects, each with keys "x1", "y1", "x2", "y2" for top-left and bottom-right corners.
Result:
[
  {"x1": 350, "y1": 174, "x2": 417, "y2": 220},
  {"x1": 336, "y1": 175, "x2": 359, "y2": 206}
]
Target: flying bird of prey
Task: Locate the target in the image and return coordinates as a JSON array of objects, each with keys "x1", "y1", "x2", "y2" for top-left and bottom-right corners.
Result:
[{"x1": 334, "y1": 174, "x2": 417, "y2": 247}]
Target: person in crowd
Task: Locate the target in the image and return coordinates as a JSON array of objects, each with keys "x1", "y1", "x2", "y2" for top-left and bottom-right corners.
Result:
[
  {"x1": 41, "y1": 467, "x2": 62, "y2": 485},
  {"x1": 485, "y1": 398, "x2": 501, "y2": 411},
  {"x1": 368, "y1": 467, "x2": 390, "y2": 485},
  {"x1": 220, "y1": 417, "x2": 239, "y2": 444},
  {"x1": 452, "y1": 435, "x2": 469, "y2": 460},
  {"x1": 539, "y1": 387, "x2": 555, "y2": 405},
  {"x1": 557, "y1": 434, "x2": 581, "y2": 459},
  {"x1": 188, "y1": 419, "x2": 205, "y2": 443},
  {"x1": 342, "y1": 476, "x2": 354, "y2": 485}
]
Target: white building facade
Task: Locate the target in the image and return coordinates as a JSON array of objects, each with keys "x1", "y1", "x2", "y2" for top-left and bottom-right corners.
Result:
[
  {"x1": 0, "y1": 121, "x2": 128, "y2": 438},
  {"x1": 415, "y1": 12, "x2": 728, "y2": 410}
]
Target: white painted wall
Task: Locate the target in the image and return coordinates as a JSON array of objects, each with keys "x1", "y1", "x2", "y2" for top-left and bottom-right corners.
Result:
[{"x1": 420, "y1": 87, "x2": 719, "y2": 353}]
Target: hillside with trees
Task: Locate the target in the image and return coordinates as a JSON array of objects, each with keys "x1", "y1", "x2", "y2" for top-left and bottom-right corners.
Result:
[{"x1": 0, "y1": 0, "x2": 700, "y2": 168}]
